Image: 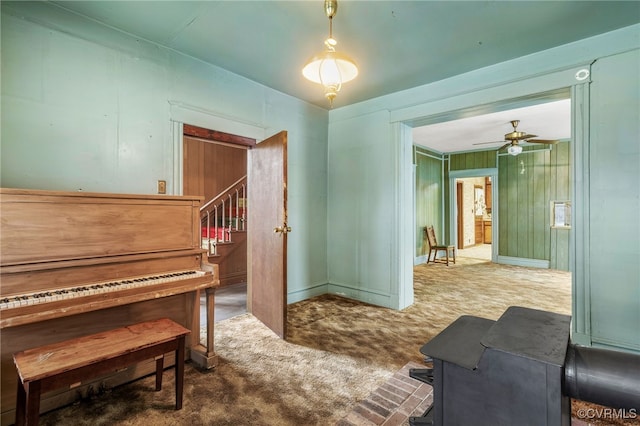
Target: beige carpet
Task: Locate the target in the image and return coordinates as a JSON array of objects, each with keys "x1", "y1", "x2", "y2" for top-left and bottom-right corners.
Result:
[
  {"x1": 288, "y1": 257, "x2": 573, "y2": 371},
  {"x1": 39, "y1": 313, "x2": 392, "y2": 425},
  {"x1": 38, "y1": 258, "x2": 637, "y2": 425}
]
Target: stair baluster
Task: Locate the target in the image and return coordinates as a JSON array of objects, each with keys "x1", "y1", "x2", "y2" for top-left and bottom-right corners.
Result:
[
  {"x1": 240, "y1": 184, "x2": 246, "y2": 231},
  {"x1": 199, "y1": 175, "x2": 248, "y2": 287},
  {"x1": 227, "y1": 194, "x2": 233, "y2": 240},
  {"x1": 212, "y1": 205, "x2": 219, "y2": 255},
  {"x1": 200, "y1": 175, "x2": 247, "y2": 256}
]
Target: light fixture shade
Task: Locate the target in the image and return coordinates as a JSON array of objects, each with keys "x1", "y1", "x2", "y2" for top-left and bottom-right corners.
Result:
[
  {"x1": 302, "y1": 50, "x2": 358, "y2": 86},
  {"x1": 302, "y1": 0, "x2": 357, "y2": 106},
  {"x1": 507, "y1": 145, "x2": 523, "y2": 156}
]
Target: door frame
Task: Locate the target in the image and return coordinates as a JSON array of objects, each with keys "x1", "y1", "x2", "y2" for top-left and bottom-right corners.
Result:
[
  {"x1": 169, "y1": 102, "x2": 265, "y2": 196},
  {"x1": 180, "y1": 128, "x2": 288, "y2": 338},
  {"x1": 456, "y1": 181, "x2": 464, "y2": 249},
  {"x1": 169, "y1": 104, "x2": 294, "y2": 334},
  {"x1": 403, "y1": 68, "x2": 587, "y2": 330},
  {"x1": 449, "y1": 168, "x2": 498, "y2": 261}
]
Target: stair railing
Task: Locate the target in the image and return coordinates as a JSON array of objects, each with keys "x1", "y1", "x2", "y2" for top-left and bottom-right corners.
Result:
[{"x1": 200, "y1": 175, "x2": 247, "y2": 256}]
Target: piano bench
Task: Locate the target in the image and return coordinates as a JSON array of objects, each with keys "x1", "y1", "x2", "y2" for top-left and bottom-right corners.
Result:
[{"x1": 12, "y1": 318, "x2": 190, "y2": 426}]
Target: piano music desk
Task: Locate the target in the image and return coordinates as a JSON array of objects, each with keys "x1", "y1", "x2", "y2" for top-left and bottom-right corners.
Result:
[{"x1": 13, "y1": 318, "x2": 189, "y2": 425}]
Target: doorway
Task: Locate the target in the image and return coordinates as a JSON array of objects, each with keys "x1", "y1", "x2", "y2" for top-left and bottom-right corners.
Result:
[
  {"x1": 182, "y1": 124, "x2": 252, "y2": 324},
  {"x1": 410, "y1": 89, "x2": 575, "y2": 289},
  {"x1": 182, "y1": 125, "x2": 289, "y2": 338},
  {"x1": 455, "y1": 177, "x2": 492, "y2": 262}
]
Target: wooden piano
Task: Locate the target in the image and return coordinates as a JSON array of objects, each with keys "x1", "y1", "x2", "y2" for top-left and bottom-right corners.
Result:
[{"x1": 0, "y1": 188, "x2": 219, "y2": 425}]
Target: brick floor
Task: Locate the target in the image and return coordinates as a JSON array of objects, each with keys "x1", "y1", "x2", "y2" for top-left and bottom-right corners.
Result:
[
  {"x1": 337, "y1": 362, "x2": 603, "y2": 426},
  {"x1": 337, "y1": 361, "x2": 432, "y2": 426}
]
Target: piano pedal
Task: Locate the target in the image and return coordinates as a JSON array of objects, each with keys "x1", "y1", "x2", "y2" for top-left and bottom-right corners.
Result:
[
  {"x1": 409, "y1": 368, "x2": 434, "y2": 385},
  {"x1": 423, "y1": 355, "x2": 433, "y2": 364}
]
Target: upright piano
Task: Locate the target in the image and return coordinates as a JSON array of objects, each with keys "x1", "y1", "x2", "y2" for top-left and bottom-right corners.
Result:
[{"x1": 0, "y1": 188, "x2": 219, "y2": 424}]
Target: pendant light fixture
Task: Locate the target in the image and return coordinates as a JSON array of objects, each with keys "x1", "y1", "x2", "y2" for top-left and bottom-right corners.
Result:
[{"x1": 302, "y1": 0, "x2": 358, "y2": 107}]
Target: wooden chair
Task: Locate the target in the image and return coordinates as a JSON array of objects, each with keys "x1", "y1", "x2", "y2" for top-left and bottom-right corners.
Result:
[{"x1": 425, "y1": 226, "x2": 456, "y2": 266}]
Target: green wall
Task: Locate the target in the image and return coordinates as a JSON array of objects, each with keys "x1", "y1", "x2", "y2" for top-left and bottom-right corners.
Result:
[
  {"x1": 450, "y1": 150, "x2": 497, "y2": 170},
  {"x1": 330, "y1": 25, "x2": 638, "y2": 352},
  {"x1": 580, "y1": 48, "x2": 640, "y2": 351},
  {"x1": 497, "y1": 143, "x2": 571, "y2": 270},
  {"x1": 414, "y1": 148, "x2": 443, "y2": 258},
  {"x1": 0, "y1": 2, "x2": 330, "y2": 304},
  {"x1": 327, "y1": 110, "x2": 400, "y2": 307},
  {"x1": 443, "y1": 144, "x2": 571, "y2": 271}
]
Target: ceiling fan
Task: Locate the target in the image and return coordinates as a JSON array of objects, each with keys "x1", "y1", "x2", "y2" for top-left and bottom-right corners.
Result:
[{"x1": 475, "y1": 120, "x2": 559, "y2": 156}]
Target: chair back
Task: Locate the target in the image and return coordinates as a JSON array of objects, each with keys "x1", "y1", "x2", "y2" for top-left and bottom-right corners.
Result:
[{"x1": 425, "y1": 226, "x2": 438, "y2": 247}]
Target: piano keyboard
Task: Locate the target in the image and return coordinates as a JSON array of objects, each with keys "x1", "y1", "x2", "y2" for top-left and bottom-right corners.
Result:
[{"x1": 0, "y1": 270, "x2": 206, "y2": 310}]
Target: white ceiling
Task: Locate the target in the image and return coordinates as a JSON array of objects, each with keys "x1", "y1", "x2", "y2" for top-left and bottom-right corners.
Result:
[{"x1": 412, "y1": 98, "x2": 572, "y2": 153}]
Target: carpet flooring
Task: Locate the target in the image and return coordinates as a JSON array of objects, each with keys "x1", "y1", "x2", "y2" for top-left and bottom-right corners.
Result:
[
  {"x1": 37, "y1": 257, "x2": 638, "y2": 425},
  {"x1": 288, "y1": 256, "x2": 572, "y2": 371}
]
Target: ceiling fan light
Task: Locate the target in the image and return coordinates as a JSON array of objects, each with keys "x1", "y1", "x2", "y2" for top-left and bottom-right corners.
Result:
[{"x1": 507, "y1": 145, "x2": 523, "y2": 156}]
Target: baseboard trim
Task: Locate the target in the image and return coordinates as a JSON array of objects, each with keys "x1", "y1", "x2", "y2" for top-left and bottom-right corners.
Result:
[
  {"x1": 327, "y1": 283, "x2": 392, "y2": 308},
  {"x1": 287, "y1": 283, "x2": 396, "y2": 310},
  {"x1": 497, "y1": 256, "x2": 550, "y2": 269},
  {"x1": 287, "y1": 282, "x2": 328, "y2": 304},
  {"x1": 570, "y1": 331, "x2": 592, "y2": 347},
  {"x1": 592, "y1": 337, "x2": 640, "y2": 354}
]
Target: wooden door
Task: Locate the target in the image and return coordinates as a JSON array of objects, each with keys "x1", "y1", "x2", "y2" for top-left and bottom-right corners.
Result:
[{"x1": 247, "y1": 131, "x2": 288, "y2": 338}]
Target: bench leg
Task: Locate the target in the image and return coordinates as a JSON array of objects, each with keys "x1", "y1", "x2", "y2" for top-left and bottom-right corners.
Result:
[
  {"x1": 17, "y1": 380, "x2": 41, "y2": 426},
  {"x1": 15, "y1": 378, "x2": 26, "y2": 426},
  {"x1": 155, "y1": 356, "x2": 164, "y2": 391},
  {"x1": 175, "y1": 336, "x2": 185, "y2": 410}
]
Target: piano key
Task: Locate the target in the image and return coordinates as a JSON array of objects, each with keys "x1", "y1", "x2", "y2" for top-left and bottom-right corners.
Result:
[{"x1": 0, "y1": 270, "x2": 205, "y2": 310}]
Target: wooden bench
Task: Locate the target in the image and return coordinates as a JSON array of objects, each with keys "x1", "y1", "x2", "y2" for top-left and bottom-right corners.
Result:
[{"x1": 13, "y1": 318, "x2": 190, "y2": 425}]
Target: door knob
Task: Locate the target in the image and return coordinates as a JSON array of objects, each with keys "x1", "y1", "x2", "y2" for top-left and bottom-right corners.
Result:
[{"x1": 273, "y1": 225, "x2": 292, "y2": 234}]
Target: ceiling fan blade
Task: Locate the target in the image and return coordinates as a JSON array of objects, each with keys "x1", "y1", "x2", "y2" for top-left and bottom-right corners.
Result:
[
  {"x1": 518, "y1": 133, "x2": 538, "y2": 140},
  {"x1": 473, "y1": 140, "x2": 506, "y2": 146},
  {"x1": 526, "y1": 139, "x2": 560, "y2": 144},
  {"x1": 498, "y1": 142, "x2": 512, "y2": 151}
]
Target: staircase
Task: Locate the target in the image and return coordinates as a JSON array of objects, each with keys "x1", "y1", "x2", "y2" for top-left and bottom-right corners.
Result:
[{"x1": 201, "y1": 176, "x2": 247, "y2": 287}]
